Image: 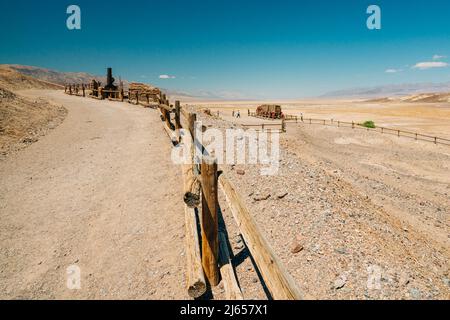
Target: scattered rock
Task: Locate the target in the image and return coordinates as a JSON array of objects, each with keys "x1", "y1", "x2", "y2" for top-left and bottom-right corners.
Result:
[
  {"x1": 277, "y1": 192, "x2": 288, "y2": 199},
  {"x1": 254, "y1": 194, "x2": 271, "y2": 202},
  {"x1": 252, "y1": 278, "x2": 259, "y2": 283},
  {"x1": 236, "y1": 169, "x2": 245, "y2": 175},
  {"x1": 333, "y1": 275, "x2": 347, "y2": 290},
  {"x1": 290, "y1": 243, "x2": 304, "y2": 254},
  {"x1": 335, "y1": 247, "x2": 347, "y2": 255}
]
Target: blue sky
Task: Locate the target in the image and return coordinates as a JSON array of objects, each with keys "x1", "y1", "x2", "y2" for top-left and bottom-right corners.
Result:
[{"x1": 1, "y1": 0, "x2": 449, "y2": 99}]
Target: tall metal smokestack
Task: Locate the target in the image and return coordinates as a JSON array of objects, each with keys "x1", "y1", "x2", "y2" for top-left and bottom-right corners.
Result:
[
  {"x1": 107, "y1": 68, "x2": 113, "y2": 86},
  {"x1": 104, "y1": 67, "x2": 117, "y2": 90}
]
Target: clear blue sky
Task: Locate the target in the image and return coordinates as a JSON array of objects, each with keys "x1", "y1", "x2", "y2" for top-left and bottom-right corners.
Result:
[{"x1": 1, "y1": 0, "x2": 449, "y2": 98}]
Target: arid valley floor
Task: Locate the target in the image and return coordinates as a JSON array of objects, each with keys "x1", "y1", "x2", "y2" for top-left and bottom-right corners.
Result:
[{"x1": 1, "y1": 70, "x2": 449, "y2": 299}]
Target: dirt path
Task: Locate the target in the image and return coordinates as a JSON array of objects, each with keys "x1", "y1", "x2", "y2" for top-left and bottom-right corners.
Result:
[{"x1": 0, "y1": 90, "x2": 187, "y2": 299}]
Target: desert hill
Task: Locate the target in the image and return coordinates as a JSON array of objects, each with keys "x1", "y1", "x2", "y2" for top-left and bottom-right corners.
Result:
[
  {"x1": 1, "y1": 64, "x2": 133, "y2": 89},
  {"x1": 0, "y1": 65, "x2": 63, "y2": 91},
  {"x1": 365, "y1": 92, "x2": 450, "y2": 103},
  {"x1": 0, "y1": 86, "x2": 66, "y2": 158}
]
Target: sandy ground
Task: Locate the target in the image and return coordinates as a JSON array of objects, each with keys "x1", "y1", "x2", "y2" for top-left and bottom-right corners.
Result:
[
  {"x1": 2, "y1": 91, "x2": 449, "y2": 300},
  {"x1": 193, "y1": 99, "x2": 450, "y2": 139},
  {"x1": 0, "y1": 90, "x2": 187, "y2": 299}
]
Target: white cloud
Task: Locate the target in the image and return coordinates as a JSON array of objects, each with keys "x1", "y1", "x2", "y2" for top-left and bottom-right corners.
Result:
[
  {"x1": 159, "y1": 74, "x2": 176, "y2": 79},
  {"x1": 433, "y1": 54, "x2": 446, "y2": 60},
  {"x1": 385, "y1": 69, "x2": 401, "y2": 73},
  {"x1": 412, "y1": 62, "x2": 448, "y2": 70}
]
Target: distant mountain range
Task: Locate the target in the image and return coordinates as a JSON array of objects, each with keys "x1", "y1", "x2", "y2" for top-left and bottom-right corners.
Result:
[
  {"x1": 2, "y1": 64, "x2": 450, "y2": 101},
  {"x1": 3, "y1": 64, "x2": 108, "y2": 86},
  {"x1": 321, "y1": 82, "x2": 450, "y2": 98}
]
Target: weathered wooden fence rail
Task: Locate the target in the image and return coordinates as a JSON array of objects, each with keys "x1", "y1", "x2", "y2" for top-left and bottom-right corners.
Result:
[{"x1": 63, "y1": 86, "x2": 304, "y2": 300}]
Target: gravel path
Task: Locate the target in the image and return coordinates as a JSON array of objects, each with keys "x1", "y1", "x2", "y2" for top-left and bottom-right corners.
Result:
[{"x1": 0, "y1": 90, "x2": 187, "y2": 299}]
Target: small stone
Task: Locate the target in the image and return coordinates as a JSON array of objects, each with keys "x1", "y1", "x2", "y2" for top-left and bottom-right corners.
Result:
[
  {"x1": 333, "y1": 275, "x2": 347, "y2": 290},
  {"x1": 290, "y1": 243, "x2": 304, "y2": 254},
  {"x1": 234, "y1": 243, "x2": 244, "y2": 250},
  {"x1": 236, "y1": 169, "x2": 245, "y2": 175},
  {"x1": 253, "y1": 194, "x2": 271, "y2": 202},
  {"x1": 277, "y1": 192, "x2": 288, "y2": 199},
  {"x1": 252, "y1": 278, "x2": 258, "y2": 283}
]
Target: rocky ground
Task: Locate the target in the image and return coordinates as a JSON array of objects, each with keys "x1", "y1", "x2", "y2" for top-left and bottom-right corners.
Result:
[
  {"x1": 0, "y1": 87, "x2": 67, "y2": 160},
  {"x1": 196, "y1": 109, "x2": 450, "y2": 300}
]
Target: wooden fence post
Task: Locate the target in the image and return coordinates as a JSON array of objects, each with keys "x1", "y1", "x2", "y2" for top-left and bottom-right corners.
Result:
[
  {"x1": 175, "y1": 101, "x2": 182, "y2": 140},
  {"x1": 136, "y1": 91, "x2": 139, "y2": 105},
  {"x1": 201, "y1": 156, "x2": 220, "y2": 286},
  {"x1": 82, "y1": 84, "x2": 85, "y2": 97}
]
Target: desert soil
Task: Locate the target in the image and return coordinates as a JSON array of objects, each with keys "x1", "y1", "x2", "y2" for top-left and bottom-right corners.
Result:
[
  {"x1": 2, "y1": 90, "x2": 449, "y2": 300},
  {"x1": 196, "y1": 107, "x2": 450, "y2": 300},
  {"x1": 0, "y1": 90, "x2": 188, "y2": 299},
  {"x1": 0, "y1": 87, "x2": 67, "y2": 160}
]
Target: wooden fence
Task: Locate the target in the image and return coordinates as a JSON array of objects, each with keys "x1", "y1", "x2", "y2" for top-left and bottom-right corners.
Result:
[
  {"x1": 159, "y1": 101, "x2": 304, "y2": 300},
  {"x1": 63, "y1": 86, "x2": 305, "y2": 300},
  {"x1": 288, "y1": 117, "x2": 450, "y2": 146}
]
